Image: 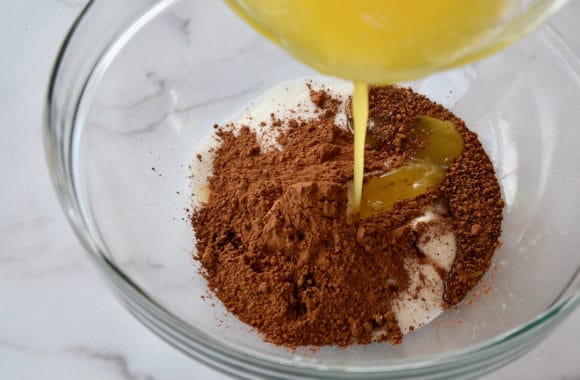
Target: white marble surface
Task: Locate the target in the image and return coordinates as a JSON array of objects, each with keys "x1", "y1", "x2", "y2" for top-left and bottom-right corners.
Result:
[{"x1": 1, "y1": 1, "x2": 579, "y2": 379}]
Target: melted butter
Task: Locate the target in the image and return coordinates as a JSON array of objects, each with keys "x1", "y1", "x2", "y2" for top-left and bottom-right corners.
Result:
[
  {"x1": 414, "y1": 116, "x2": 464, "y2": 166},
  {"x1": 352, "y1": 82, "x2": 369, "y2": 213},
  {"x1": 360, "y1": 116, "x2": 464, "y2": 218}
]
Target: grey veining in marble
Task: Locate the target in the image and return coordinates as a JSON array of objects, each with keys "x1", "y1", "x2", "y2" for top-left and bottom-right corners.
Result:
[{"x1": 0, "y1": 1, "x2": 578, "y2": 379}]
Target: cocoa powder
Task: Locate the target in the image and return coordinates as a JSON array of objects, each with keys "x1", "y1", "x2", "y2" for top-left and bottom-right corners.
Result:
[{"x1": 191, "y1": 84, "x2": 504, "y2": 347}]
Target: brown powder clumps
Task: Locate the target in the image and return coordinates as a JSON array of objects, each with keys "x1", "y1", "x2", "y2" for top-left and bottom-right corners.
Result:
[{"x1": 191, "y1": 84, "x2": 503, "y2": 348}]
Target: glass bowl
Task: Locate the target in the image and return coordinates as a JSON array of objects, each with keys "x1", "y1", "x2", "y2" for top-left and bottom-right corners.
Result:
[{"x1": 45, "y1": 0, "x2": 580, "y2": 378}]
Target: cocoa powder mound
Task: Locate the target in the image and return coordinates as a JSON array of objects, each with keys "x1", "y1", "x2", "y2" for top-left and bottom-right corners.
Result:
[{"x1": 191, "y1": 84, "x2": 503, "y2": 347}]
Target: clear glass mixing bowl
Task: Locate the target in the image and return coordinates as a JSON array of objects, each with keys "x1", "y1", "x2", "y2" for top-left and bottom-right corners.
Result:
[{"x1": 46, "y1": 1, "x2": 579, "y2": 378}]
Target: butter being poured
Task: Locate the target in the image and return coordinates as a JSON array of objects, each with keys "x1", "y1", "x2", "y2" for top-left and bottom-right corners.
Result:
[
  {"x1": 219, "y1": 0, "x2": 506, "y2": 336},
  {"x1": 226, "y1": 0, "x2": 506, "y2": 212}
]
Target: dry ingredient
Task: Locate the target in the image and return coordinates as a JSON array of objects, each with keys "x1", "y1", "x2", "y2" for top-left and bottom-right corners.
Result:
[{"x1": 190, "y1": 82, "x2": 504, "y2": 347}]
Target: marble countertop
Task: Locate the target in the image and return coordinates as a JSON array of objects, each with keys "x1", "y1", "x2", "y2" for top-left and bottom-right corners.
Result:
[{"x1": 1, "y1": 1, "x2": 579, "y2": 379}]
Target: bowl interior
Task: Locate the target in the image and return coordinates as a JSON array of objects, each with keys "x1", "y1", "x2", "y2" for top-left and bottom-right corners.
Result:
[{"x1": 71, "y1": 0, "x2": 580, "y2": 367}]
